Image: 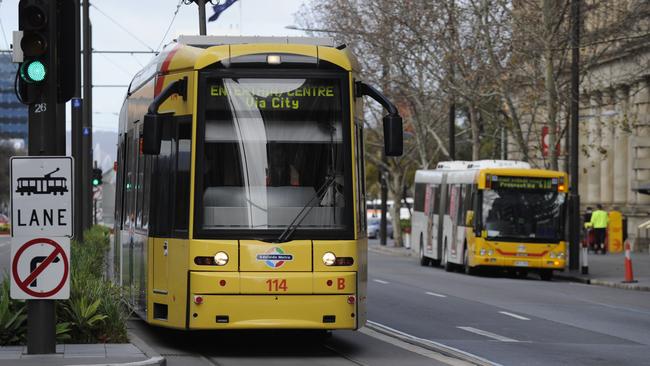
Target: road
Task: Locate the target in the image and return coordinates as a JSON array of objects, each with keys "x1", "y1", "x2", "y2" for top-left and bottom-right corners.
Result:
[
  {"x1": 366, "y1": 246, "x2": 650, "y2": 365},
  {"x1": 2, "y1": 236, "x2": 649, "y2": 365}
]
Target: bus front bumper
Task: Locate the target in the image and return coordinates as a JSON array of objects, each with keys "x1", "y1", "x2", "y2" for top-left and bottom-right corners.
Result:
[{"x1": 473, "y1": 256, "x2": 565, "y2": 269}]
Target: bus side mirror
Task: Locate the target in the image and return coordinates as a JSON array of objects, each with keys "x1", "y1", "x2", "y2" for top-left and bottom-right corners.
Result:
[
  {"x1": 466, "y1": 211, "x2": 474, "y2": 227},
  {"x1": 383, "y1": 114, "x2": 403, "y2": 157},
  {"x1": 143, "y1": 113, "x2": 169, "y2": 155}
]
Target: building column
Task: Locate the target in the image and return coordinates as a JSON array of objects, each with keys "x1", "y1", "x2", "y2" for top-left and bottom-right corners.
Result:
[
  {"x1": 633, "y1": 77, "x2": 650, "y2": 205},
  {"x1": 586, "y1": 92, "x2": 602, "y2": 205},
  {"x1": 600, "y1": 89, "x2": 615, "y2": 205},
  {"x1": 613, "y1": 85, "x2": 629, "y2": 207}
]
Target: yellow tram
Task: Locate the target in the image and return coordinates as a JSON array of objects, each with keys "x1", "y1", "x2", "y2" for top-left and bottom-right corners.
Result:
[{"x1": 114, "y1": 36, "x2": 402, "y2": 330}]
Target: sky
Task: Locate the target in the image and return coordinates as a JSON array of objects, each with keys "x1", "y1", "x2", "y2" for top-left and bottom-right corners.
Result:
[{"x1": 0, "y1": 0, "x2": 310, "y2": 132}]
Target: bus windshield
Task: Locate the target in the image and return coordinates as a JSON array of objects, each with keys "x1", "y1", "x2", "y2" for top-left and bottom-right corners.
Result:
[
  {"x1": 198, "y1": 76, "x2": 349, "y2": 233},
  {"x1": 482, "y1": 189, "x2": 566, "y2": 243}
]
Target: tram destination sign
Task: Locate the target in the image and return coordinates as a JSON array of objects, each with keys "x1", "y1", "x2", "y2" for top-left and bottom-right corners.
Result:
[
  {"x1": 10, "y1": 157, "x2": 74, "y2": 238},
  {"x1": 491, "y1": 176, "x2": 556, "y2": 190}
]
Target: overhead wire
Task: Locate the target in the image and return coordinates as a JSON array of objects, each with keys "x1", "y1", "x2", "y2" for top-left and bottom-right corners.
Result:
[
  {"x1": 90, "y1": 3, "x2": 155, "y2": 52},
  {"x1": 156, "y1": 0, "x2": 185, "y2": 53}
]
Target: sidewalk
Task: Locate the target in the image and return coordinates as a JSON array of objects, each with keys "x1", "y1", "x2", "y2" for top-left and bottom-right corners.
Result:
[
  {"x1": 368, "y1": 238, "x2": 650, "y2": 291},
  {"x1": 0, "y1": 329, "x2": 164, "y2": 366},
  {"x1": 555, "y1": 251, "x2": 650, "y2": 291}
]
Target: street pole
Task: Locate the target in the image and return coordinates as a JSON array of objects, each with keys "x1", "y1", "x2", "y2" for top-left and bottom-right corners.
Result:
[
  {"x1": 380, "y1": 160, "x2": 388, "y2": 246},
  {"x1": 25, "y1": 0, "x2": 63, "y2": 355},
  {"x1": 196, "y1": 0, "x2": 207, "y2": 35},
  {"x1": 569, "y1": 0, "x2": 581, "y2": 270},
  {"x1": 72, "y1": 0, "x2": 83, "y2": 241},
  {"x1": 83, "y1": 0, "x2": 92, "y2": 232}
]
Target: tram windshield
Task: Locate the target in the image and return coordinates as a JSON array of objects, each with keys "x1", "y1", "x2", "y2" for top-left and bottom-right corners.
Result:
[
  {"x1": 198, "y1": 77, "x2": 350, "y2": 233},
  {"x1": 482, "y1": 189, "x2": 566, "y2": 243}
]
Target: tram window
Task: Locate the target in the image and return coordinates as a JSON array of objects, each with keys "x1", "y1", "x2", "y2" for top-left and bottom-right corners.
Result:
[
  {"x1": 174, "y1": 119, "x2": 192, "y2": 235},
  {"x1": 432, "y1": 185, "x2": 440, "y2": 214},
  {"x1": 136, "y1": 127, "x2": 146, "y2": 229},
  {"x1": 142, "y1": 155, "x2": 152, "y2": 230},
  {"x1": 151, "y1": 122, "x2": 174, "y2": 237}
]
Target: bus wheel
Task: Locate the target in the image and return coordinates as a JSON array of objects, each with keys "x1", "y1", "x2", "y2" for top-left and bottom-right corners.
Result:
[
  {"x1": 443, "y1": 245, "x2": 453, "y2": 272},
  {"x1": 419, "y1": 244, "x2": 429, "y2": 266},
  {"x1": 463, "y1": 247, "x2": 475, "y2": 275},
  {"x1": 540, "y1": 269, "x2": 553, "y2": 281}
]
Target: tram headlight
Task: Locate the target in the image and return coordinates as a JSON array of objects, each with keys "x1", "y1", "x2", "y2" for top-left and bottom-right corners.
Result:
[
  {"x1": 480, "y1": 249, "x2": 486, "y2": 256},
  {"x1": 550, "y1": 252, "x2": 556, "y2": 258},
  {"x1": 323, "y1": 252, "x2": 336, "y2": 266},
  {"x1": 487, "y1": 250, "x2": 494, "y2": 256},
  {"x1": 214, "y1": 251, "x2": 229, "y2": 266}
]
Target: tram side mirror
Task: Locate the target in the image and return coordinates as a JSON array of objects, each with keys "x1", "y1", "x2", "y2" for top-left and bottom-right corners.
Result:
[
  {"x1": 143, "y1": 113, "x2": 168, "y2": 155},
  {"x1": 383, "y1": 114, "x2": 403, "y2": 157}
]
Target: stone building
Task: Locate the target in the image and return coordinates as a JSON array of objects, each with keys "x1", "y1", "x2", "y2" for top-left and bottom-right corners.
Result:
[{"x1": 508, "y1": 0, "x2": 650, "y2": 243}]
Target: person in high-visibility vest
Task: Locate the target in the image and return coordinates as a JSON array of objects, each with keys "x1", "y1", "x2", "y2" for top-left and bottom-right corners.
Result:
[{"x1": 585, "y1": 204, "x2": 609, "y2": 254}]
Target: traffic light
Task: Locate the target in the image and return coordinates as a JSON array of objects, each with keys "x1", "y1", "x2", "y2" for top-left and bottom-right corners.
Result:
[
  {"x1": 17, "y1": 0, "x2": 76, "y2": 104},
  {"x1": 92, "y1": 168, "x2": 102, "y2": 187}
]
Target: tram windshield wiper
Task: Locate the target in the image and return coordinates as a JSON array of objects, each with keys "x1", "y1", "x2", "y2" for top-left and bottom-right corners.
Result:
[{"x1": 275, "y1": 175, "x2": 336, "y2": 243}]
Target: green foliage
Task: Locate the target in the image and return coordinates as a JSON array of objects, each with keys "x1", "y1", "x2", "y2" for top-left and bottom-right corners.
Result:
[
  {"x1": 400, "y1": 219, "x2": 411, "y2": 233},
  {"x1": 58, "y1": 225, "x2": 129, "y2": 343},
  {"x1": 0, "y1": 276, "x2": 26, "y2": 345}
]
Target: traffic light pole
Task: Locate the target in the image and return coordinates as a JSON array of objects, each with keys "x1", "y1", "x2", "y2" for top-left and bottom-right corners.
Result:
[
  {"x1": 72, "y1": 0, "x2": 83, "y2": 241},
  {"x1": 24, "y1": 0, "x2": 62, "y2": 355},
  {"x1": 82, "y1": 0, "x2": 92, "y2": 233}
]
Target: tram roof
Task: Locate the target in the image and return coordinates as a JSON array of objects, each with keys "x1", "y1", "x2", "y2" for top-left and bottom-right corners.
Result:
[{"x1": 129, "y1": 36, "x2": 357, "y2": 95}]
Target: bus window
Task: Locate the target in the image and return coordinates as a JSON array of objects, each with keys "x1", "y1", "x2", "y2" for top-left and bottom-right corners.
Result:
[{"x1": 414, "y1": 183, "x2": 426, "y2": 212}]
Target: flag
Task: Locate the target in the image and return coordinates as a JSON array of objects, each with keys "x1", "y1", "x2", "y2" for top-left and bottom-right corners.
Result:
[{"x1": 208, "y1": 0, "x2": 238, "y2": 22}]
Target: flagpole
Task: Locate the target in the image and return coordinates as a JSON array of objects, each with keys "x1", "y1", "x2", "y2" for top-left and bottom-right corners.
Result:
[{"x1": 196, "y1": 0, "x2": 207, "y2": 35}]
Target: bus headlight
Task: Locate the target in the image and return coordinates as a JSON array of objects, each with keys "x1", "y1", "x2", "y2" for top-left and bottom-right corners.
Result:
[
  {"x1": 480, "y1": 249, "x2": 486, "y2": 256},
  {"x1": 488, "y1": 250, "x2": 494, "y2": 256},
  {"x1": 214, "y1": 251, "x2": 229, "y2": 266},
  {"x1": 323, "y1": 252, "x2": 336, "y2": 266}
]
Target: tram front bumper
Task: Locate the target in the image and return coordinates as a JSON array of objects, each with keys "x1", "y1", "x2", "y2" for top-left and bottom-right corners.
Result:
[{"x1": 187, "y1": 271, "x2": 358, "y2": 329}]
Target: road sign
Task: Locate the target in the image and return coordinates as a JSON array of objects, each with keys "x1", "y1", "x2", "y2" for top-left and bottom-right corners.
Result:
[
  {"x1": 10, "y1": 156, "x2": 74, "y2": 238},
  {"x1": 11, "y1": 237, "x2": 70, "y2": 300}
]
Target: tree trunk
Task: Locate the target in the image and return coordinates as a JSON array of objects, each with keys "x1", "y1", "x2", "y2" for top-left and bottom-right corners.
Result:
[
  {"x1": 469, "y1": 104, "x2": 481, "y2": 160},
  {"x1": 543, "y1": 0, "x2": 559, "y2": 170}
]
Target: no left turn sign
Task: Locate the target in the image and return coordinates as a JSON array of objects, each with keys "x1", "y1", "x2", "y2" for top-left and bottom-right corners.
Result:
[{"x1": 10, "y1": 237, "x2": 70, "y2": 300}]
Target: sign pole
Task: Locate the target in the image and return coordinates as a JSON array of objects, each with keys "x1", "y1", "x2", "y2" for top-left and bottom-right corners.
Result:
[{"x1": 24, "y1": 0, "x2": 62, "y2": 355}]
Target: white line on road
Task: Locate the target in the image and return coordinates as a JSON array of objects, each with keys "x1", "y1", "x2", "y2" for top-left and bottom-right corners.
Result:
[
  {"x1": 373, "y1": 279, "x2": 389, "y2": 284},
  {"x1": 367, "y1": 321, "x2": 502, "y2": 366},
  {"x1": 457, "y1": 326, "x2": 520, "y2": 342},
  {"x1": 425, "y1": 291, "x2": 447, "y2": 298},
  {"x1": 498, "y1": 311, "x2": 530, "y2": 320}
]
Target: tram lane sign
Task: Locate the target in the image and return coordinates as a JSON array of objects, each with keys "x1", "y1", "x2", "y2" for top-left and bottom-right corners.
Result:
[
  {"x1": 10, "y1": 156, "x2": 74, "y2": 238},
  {"x1": 11, "y1": 237, "x2": 70, "y2": 300}
]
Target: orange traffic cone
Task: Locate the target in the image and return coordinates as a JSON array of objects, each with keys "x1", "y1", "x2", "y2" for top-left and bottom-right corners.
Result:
[{"x1": 623, "y1": 240, "x2": 637, "y2": 283}]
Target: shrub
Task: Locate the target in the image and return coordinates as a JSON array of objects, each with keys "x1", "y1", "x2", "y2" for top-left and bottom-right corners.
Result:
[
  {"x1": 0, "y1": 276, "x2": 26, "y2": 345},
  {"x1": 58, "y1": 225, "x2": 129, "y2": 343}
]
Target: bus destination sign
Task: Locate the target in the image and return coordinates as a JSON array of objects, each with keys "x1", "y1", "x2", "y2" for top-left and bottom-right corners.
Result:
[{"x1": 491, "y1": 176, "x2": 556, "y2": 190}]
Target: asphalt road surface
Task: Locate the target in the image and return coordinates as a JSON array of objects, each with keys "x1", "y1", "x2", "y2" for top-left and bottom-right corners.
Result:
[{"x1": 366, "y1": 248, "x2": 650, "y2": 365}]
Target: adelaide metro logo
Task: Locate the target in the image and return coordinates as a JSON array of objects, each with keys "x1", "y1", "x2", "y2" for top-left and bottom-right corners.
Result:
[{"x1": 256, "y1": 247, "x2": 293, "y2": 268}]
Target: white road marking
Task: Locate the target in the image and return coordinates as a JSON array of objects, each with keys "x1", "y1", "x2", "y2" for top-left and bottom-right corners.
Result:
[
  {"x1": 498, "y1": 311, "x2": 530, "y2": 320},
  {"x1": 457, "y1": 326, "x2": 520, "y2": 342},
  {"x1": 425, "y1": 291, "x2": 447, "y2": 298},
  {"x1": 367, "y1": 321, "x2": 503, "y2": 366},
  {"x1": 373, "y1": 279, "x2": 389, "y2": 284}
]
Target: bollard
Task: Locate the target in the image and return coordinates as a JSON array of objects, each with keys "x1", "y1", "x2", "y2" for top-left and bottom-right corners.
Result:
[{"x1": 623, "y1": 239, "x2": 637, "y2": 283}]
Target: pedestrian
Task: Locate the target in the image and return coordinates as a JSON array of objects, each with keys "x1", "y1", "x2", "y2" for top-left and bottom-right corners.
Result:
[{"x1": 585, "y1": 204, "x2": 608, "y2": 254}]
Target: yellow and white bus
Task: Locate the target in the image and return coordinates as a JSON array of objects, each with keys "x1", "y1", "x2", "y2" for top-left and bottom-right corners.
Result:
[
  {"x1": 412, "y1": 160, "x2": 568, "y2": 280},
  {"x1": 114, "y1": 36, "x2": 402, "y2": 330}
]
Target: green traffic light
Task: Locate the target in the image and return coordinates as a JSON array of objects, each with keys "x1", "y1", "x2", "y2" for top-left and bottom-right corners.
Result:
[
  {"x1": 92, "y1": 179, "x2": 100, "y2": 186},
  {"x1": 20, "y1": 60, "x2": 46, "y2": 83},
  {"x1": 27, "y1": 61, "x2": 46, "y2": 82}
]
